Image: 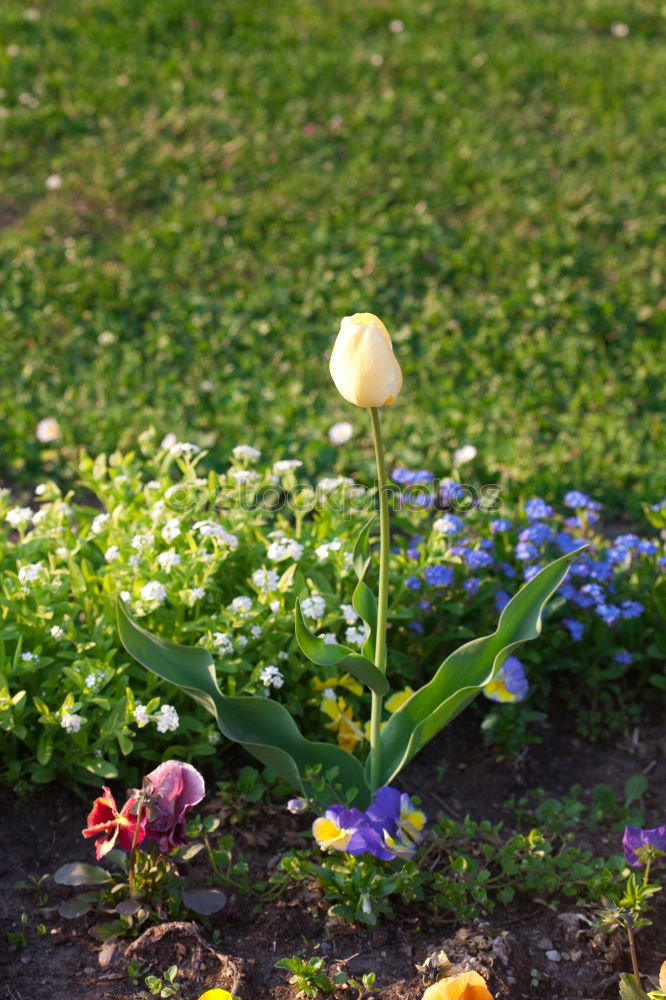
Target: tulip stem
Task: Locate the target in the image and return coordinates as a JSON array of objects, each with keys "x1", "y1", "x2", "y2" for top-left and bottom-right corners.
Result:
[
  {"x1": 369, "y1": 407, "x2": 390, "y2": 793},
  {"x1": 128, "y1": 800, "x2": 143, "y2": 897}
]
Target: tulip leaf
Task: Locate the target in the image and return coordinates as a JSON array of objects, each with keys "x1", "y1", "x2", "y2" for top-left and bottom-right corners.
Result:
[
  {"x1": 118, "y1": 601, "x2": 372, "y2": 807},
  {"x1": 352, "y1": 578, "x2": 378, "y2": 661},
  {"x1": 376, "y1": 548, "x2": 585, "y2": 785},
  {"x1": 352, "y1": 515, "x2": 375, "y2": 580},
  {"x1": 294, "y1": 600, "x2": 387, "y2": 695}
]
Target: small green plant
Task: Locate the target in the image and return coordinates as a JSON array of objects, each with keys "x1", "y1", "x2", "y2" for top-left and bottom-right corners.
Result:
[
  {"x1": 145, "y1": 965, "x2": 182, "y2": 998},
  {"x1": 274, "y1": 955, "x2": 334, "y2": 998},
  {"x1": 126, "y1": 958, "x2": 152, "y2": 986},
  {"x1": 7, "y1": 912, "x2": 29, "y2": 951}
]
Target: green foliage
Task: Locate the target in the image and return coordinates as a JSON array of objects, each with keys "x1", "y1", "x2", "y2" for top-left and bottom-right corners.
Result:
[
  {"x1": 145, "y1": 965, "x2": 183, "y2": 998},
  {"x1": 274, "y1": 955, "x2": 334, "y2": 998}
]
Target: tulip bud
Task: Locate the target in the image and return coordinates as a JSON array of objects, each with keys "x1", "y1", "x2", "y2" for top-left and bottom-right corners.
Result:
[{"x1": 329, "y1": 312, "x2": 402, "y2": 408}]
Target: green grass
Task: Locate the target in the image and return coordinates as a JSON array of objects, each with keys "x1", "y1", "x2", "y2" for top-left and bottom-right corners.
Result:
[{"x1": 1, "y1": 0, "x2": 665, "y2": 513}]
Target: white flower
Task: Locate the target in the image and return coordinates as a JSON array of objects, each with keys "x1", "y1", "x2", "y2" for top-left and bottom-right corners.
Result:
[
  {"x1": 229, "y1": 469, "x2": 259, "y2": 484},
  {"x1": 131, "y1": 532, "x2": 154, "y2": 551},
  {"x1": 259, "y1": 665, "x2": 284, "y2": 689},
  {"x1": 157, "y1": 550, "x2": 181, "y2": 571},
  {"x1": 6, "y1": 507, "x2": 33, "y2": 527},
  {"x1": 32, "y1": 509, "x2": 48, "y2": 525},
  {"x1": 105, "y1": 545, "x2": 120, "y2": 563},
  {"x1": 98, "y1": 330, "x2": 116, "y2": 346},
  {"x1": 345, "y1": 624, "x2": 370, "y2": 646},
  {"x1": 90, "y1": 513, "x2": 110, "y2": 534},
  {"x1": 315, "y1": 544, "x2": 330, "y2": 562},
  {"x1": 156, "y1": 704, "x2": 179, "y2": 733},
  {"x1": 36, "y1": 417, "x2": 61, "y2": 442},
  {"x1": 55, "y1": 547, "x2": 68, "y2": 559},
  {"x1": 323, "y1": 687, "x2": 337, "y2": 700},
  {"x1": 34, "y1": 483, "x2": 47, "y2": 496},
  {"x1": 236, "y1": 635, "x2": 248, "y2": 649},
  {"x1": 267, "y1": 537, "x2": 304, "y2": 562},
  {"x1": 18, "y1": 563, "x2": 43, "y2": 583},
  {"x1": 169, "y1": 441, "x2": 201, "y2": 457},
  {"x1": 85, "y1": 670, "x2": 105, "y2": 691},
  {"x1": 389, "y1": 18, "x2": 404, "y2": 32},
  {"x1": 161, "y1": 518, "x2": 181, "y2": 542},
  {"x1": 269, "y1": 599, "x2": 281, "y2": 614},
  {"x1": 61, "y1": 711, "x2": 83, "y2": 734},
  {"x1": 340, "y1": 603, "x2": 358, "y2": 625},
  {"x1": 453, "y1": 444, "x2": 477, "y2": 465},
  {"x1": 191, "y1": 587, "x2": 206, "y2": 601},
  {"x1": 120, "y1": 590, "x2": 131, "y2": 602},
  {"x1": 161, "y1": 432, "x2": 178, "y2": 451},
  {"x1": 273, "y1": 459, "x2": 303, "y2": 474},
  {"x1": 193, "y1": 521, "x2": 239, "y2": 548},
  {"x1": 228, "y1": 596, "x2": 252, "y2": 615},
  {"x1": 232, "y1": 444, "x2": 261, "y2": 461},
  {"x1": 133, "y1": 703, "x2": 150, "y2": 727},
  {"x1": 50, "y1": 625, "x2": 65, "y2": 640},
  {"x1": 317, "y1": 476, "x2": 354, "y2": 494},
  {"x1": 250, "y1": 625, "x2": 263, "y2": 639},
  {"x1": 320, "y1": 633, "x2": 337, "y2": 645},
  {"x1": 276, "y1": 650, "x2": 288, "y2": 660},
  {"x1": 145, "y1": 479, "x2": 161, "y2": 490},
  {"x1": 328, "y1": 421, "x2": 353, "y2": 445},
  {"x1": 21, "y1": 651, "x2": 39, "y2": 664},
  {"x1": 301, "y1": 595, "x2": 326, "y2": 619},
  {"x1": 212, "y1": 631, "x2": 234, "y2": 654},
  {"x1": 611, "y1": 20, "x2": 629, "y2": 37},
  {"x1": 140, "y1": 581, "x2": 167, "y2": 604},
  {"x1": 128, "y1": 555, "x2": 140, "y2": 568},
  {"x1": 252, "y1": 567, "x2": 280, "y2": 594},
  {"x1": 45, "y1": 174, "x2": 62, "y2": 191}
]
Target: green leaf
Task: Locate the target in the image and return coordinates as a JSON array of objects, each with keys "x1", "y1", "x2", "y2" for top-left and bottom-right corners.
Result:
[
  {"x1": 619, "y1": 973, "x2": 650, "y2": 1000},
  {"x1": 80, "y1": 757, "x2": 119, "y2": 779},
  {"x1": 117, "y1": 600, "x2": 371, "y2": 807},
  {"x1": 377, "y1": 548, "x2": 585, "y2": 785},
  {"x1": 54, "y1": 862, "x2": 112, "y2": 886},
  {"x1": 352, "y1": 578, "x2": 378, "y2": 661},
  {"x1": 352, "y1": 516, "x2": 375, "y2": 580},
  {"x1": 294, "y1": 600, "x2": 387, "y2": 695},
  {"x1": 624, "y1": 775, "x2": 647, "y2": 806},
  {"x1": 59, "y1": 895, "x2": 95, "y2": 919},
  {"x1": 182, "y1": 887, "x2": 227, "y2": 914}
]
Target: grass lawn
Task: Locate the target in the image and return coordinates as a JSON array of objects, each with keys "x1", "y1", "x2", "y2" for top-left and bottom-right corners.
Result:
[{"x1": 1, "y1": 0, "x2": 664, "y2": 514}]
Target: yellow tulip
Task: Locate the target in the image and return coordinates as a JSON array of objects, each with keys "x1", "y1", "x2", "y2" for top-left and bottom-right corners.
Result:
[
  {"x1": 329, "y1": 313, "x2": 403, "y2": 408},
  {"x1": 197, "y1": 990, "x2": 233, "y2": 1000},
  {"x1": 422, "y1": 970, "x2": 493, "y2": 1000}
]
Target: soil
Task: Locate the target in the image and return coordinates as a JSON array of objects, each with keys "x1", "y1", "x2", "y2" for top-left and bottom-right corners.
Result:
[{"x1": 1, "y1": 715, "x2": 664, "y2": 1000}]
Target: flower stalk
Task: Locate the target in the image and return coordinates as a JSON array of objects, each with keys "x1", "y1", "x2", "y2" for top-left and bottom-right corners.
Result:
[{"x1": 369, "y1": 406, "x2": 390, "y2": 792}]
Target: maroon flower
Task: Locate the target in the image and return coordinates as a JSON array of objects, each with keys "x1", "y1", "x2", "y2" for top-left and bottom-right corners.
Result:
[
  {"x1": 142, "y1": 761, "x2": 205, "y2": 853},
  {"x1": 82, "y1": 786, "x2": 146, "y2": 860}
]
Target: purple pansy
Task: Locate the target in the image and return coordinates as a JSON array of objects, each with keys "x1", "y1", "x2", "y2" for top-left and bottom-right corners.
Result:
[
  {"x1": 142, "y1": 760, "x2": 205, "y2": 853},
  {"x1": 623, "y1": 825, "x2": 666, "y2": 866}
]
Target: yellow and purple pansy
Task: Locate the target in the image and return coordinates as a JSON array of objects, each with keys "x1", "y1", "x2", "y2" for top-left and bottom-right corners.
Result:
[
  {"x1": 313, "y1": 786, "x2": 427, "y2": 862},
  {"x1": 483, "y1": 655, "x2": 528, "y2": 704}
]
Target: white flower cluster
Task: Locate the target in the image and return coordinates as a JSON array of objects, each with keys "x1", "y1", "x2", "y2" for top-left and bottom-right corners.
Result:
[
  {"x1": 90, "y1": 513, "x2": 110, "y2": 534},
  {"x1": 273, "y1": 459, "x2": 302, "y2": 474},
  {"x1": 259, "y1": 664, "x2": 284, "y2": 689},
  {"x1": 252, "y1": 568, "x2": 279, "y2": 594},
  {"x1": 345, "y1": 624, "x2": 370, "y2": 646},
  {"x1": 18, "y1": 563, "x2": 43, "y2": 583},
  {"x1": 161, "y1": 518, "x2": 181, "y2": 542},
  {"x1": 212, "y1": 631, "x2": 234, "y2": 654},
  {"x1": 168, "y1": 441, "x2": 201, "y2": 457},
  {"x1": 156, "y1": 704, "x2": 179, "y2": 732},
  {"x1": 232, "y1": 444, "x2": 261, "y2": 461},
  {"x1": 193, "y1": 521, "x2": 238, "y2": 548},
  {"x1": 228, "y1": 596, "x2": 252, "y2": 615},
  {"x1": 266, "y1": 537, "x2": 303, "y2": 562},
  {"x1": 315, "y1": 539, "x2": 342, "y2": 562},
  {"x1": 131, "y1": 532, "x2": 154, "y2": 551},
  {"x1": 301, "y1": 595, "x2": 326, "y2": 619},
  {"x1": 140, "y1": 581, "x2": 167, "y2": 604},
  {"x1": 340, "y1": 603, "x2": 358, "y2": 624},
  {"x1": 6, "y1": 507, "x2": 33, "y2": 528},
  {"x1": 157, "y1": 550, "x2": 181, "y2": 571},
  {"x1": 61, "y1": 711, "x2": 83, "y2": 733},
  {"x1": 328, "y1": 421, "x2": 353, "y2": 445}
]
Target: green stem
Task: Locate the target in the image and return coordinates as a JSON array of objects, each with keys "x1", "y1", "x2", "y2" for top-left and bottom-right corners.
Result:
[
  {"x1": 626, "y1": 923, "x2": 642, "y2": 988},
  {"x1": 128, "y1": 800, "x2": 143, "y2": 897},
  {"x1": 369, "y1": 407, "x2": 391, "y2": 793}
]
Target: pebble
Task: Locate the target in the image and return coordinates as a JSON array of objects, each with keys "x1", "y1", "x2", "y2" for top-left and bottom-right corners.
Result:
[
  {"x1": 546, "y1": 950, "x2": 562, "y2": 962},
  {"x1": 537, "y1": 937, "x2": 553, "y2": 950}
]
